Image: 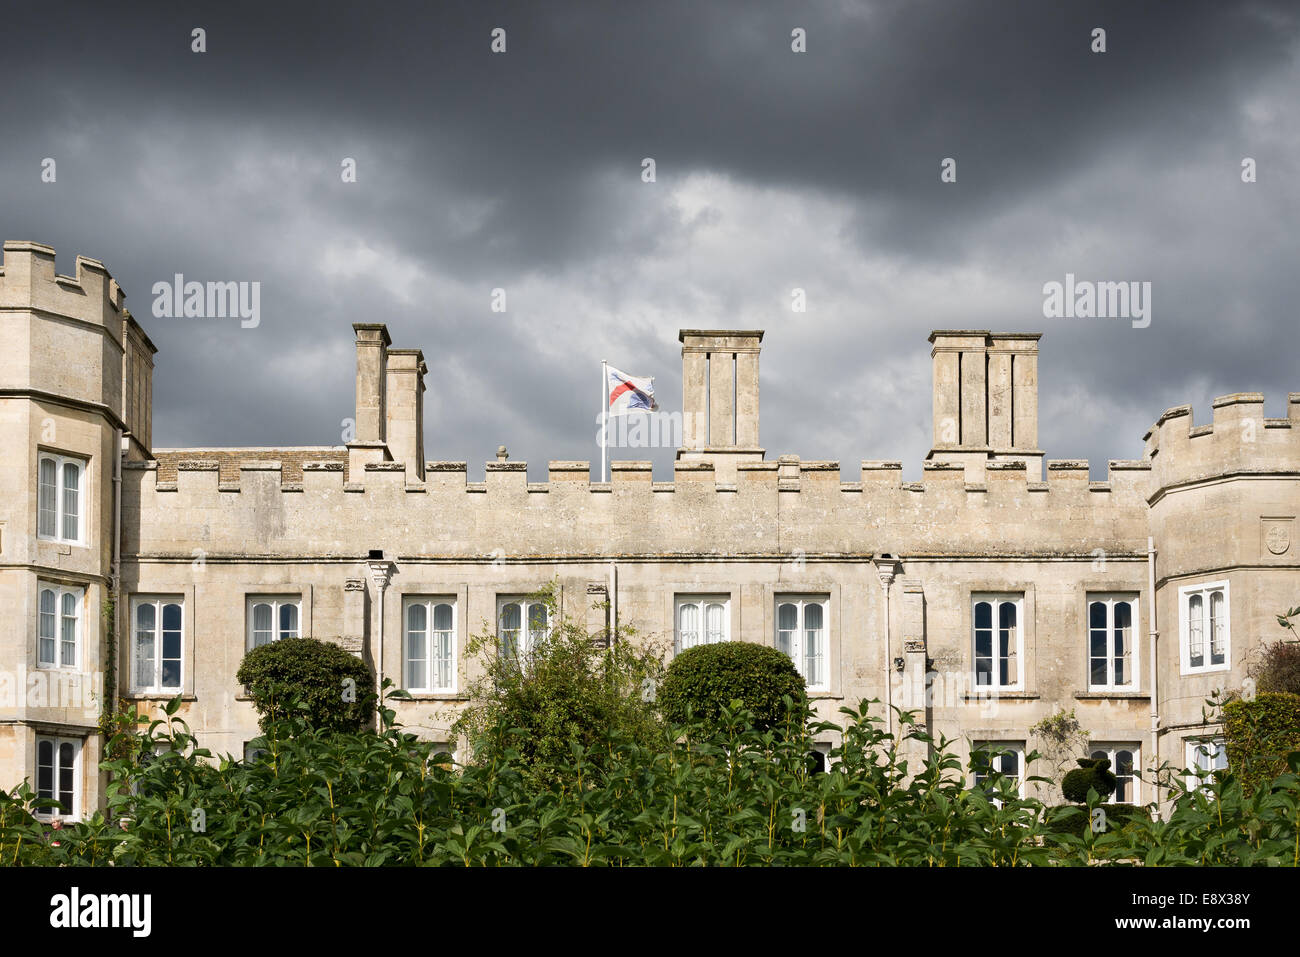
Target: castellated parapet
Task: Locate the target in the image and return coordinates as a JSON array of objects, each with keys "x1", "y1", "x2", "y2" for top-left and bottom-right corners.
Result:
[
  {"x1": 1143, "y1": 393, "x2": 1300, "y2": 495},
  {"x1": 123, "y1": 452, "x2": 1155, "y2": 563}
]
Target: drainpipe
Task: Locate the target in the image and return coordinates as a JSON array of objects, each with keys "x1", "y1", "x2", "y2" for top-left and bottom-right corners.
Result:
[
  {"x1": 608, "y1": 561, "x2": 618, "y2": 647},
  {"x1": 874, "y1": 555, "x2": 900, "y2": 737},
  {"x1": 367, "y1": 558, "x2": 394, "y2": 729},
  {"x1": 1147, "y1": 536, "x2": 1160, "y2": 814},
  {"x1": 111, "y1": 430, "x2": 123, "y2": 702}
]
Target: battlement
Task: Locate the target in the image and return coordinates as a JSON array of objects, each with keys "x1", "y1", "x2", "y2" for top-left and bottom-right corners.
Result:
[
  {"x1": 1142, "y1": 393, "x2": 1300, "y2": 496},
  {"x1": 0, "y1": 240, "x2": 126, "y2": 335},
  {"x1": 132, "y1": 452, "x2": 1154, "y2": 499},
  {"x1": 122, "y1": 449, "x2": 1153, "y2": 565}
]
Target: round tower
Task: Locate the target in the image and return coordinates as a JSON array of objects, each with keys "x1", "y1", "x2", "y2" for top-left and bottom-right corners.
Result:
[{"x1": 0, "y1": 240, "x2": 154, "y2": 821}]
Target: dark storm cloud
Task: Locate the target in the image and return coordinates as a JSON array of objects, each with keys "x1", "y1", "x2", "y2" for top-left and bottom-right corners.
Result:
[{"x1": 1, "y1": 0, "x2": 1297, "y2": 479}]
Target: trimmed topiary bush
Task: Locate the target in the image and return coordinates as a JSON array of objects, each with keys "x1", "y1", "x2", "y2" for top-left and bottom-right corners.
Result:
[
  {"x1": 1224, "y1": 691, "x2": 1300, "y2": 796},
  {"x1": 1061, "y1": 757, "x2": 1117, "y2": 803},
  {"x1": 236, "y1": 637, "x2": 374, "y2": 734},
  {"x1": 658, "y1": 641, "x2": 807, "y2": 734}
]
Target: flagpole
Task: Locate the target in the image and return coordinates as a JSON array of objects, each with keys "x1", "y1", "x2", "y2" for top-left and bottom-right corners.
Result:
[{"x1": 601, "y1": 359, "x2": 608, "y2": 483}]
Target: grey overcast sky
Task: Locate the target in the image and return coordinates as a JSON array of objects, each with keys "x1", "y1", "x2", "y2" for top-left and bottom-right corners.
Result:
[{"x1": 2, "y1": 0, "x2": 1297, "y2": 480}]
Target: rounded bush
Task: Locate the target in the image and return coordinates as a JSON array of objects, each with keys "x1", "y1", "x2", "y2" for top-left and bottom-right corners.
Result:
[
  {"x1": 236, "y1": 637, "x2": 374, "y2": 734},
  {"x1": 1061, "y1": 757, "x2": 1117, "y2": 803},
  {"x1": 658, "y1": 641, "x2": 807, "y2": 733}
]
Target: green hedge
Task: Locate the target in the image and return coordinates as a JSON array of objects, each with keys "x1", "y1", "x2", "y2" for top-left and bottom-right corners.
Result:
[
  {"x1": 1044, "y1": 802, "x2": 1149, "y2": 837},
  {"x1": 658, "y1": 641, "x2": 808, "y2": 733},
  {"x1": 1224, "y1": 691, "x2": 1300, "y2": 796},
  {"x1": 235, "y1": 637, "x2": 374, "y2": 733}
]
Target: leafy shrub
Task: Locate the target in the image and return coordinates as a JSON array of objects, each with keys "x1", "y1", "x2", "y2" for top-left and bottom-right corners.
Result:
[
  {"x1": 658, "y1": 641, "x2": 808, "y2": 735},
  {"x1": 452, "y1": 589, "x2": 666, "y2": 791},
  {"x1": 1224, "y1": 691, "x2": 1300, "y2": 796},
  {"x1": 3, "y1": 696, "x2": 1299, "y2": 867},
  {"x1": 1061, "y1": 757, "x2": 1117, "y2": 803},
  {"x1": 235, "y1": 637, "x2": 374, "y2": 733},
  {"x1": 1250, "y1": 633, "x2": 1300, "y2": 697}
]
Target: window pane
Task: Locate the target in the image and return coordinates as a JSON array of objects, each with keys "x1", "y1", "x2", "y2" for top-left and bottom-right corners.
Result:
[
  {"x1": 433, "y1": 603, "x2": 454, "y2": 690},
  {"x1": 37, "y1": 740, "x2": 54, "y2": 799},
  {"x1": 407, "y1": 602, "x2": 427, "y2": 633},
  {"x1": 434, "y1": 626, "x2": 453, "y2": 690},
  {"x1": 135, "y1": 603, "x2": 157, "y2": 688},
  {"x1": 162, "y1": 605, "x2": 182, "y2": 688},
  {"x1": 406, "y1": 631, "x2": 426, "y2": 688},
  {"x1": 38, "y1": 459, "x2": 58, "y2": 537},
  {"x1": 499, "y1": 603, "x2": 520, "y2": 656},
  {"x1": 61, "y1": 463, "x2": 80, "y2": 540},
  {"x1": 39, "y1": 589, "x2": 56, "y2": 665},
  {"x1": 528, "y1": 604, "x2": 548, "y2": 647},
  {"x1": 998, "y1": 602, "x2": 1018, "y2": 686},
  {"x1": 1113, "y1": 601, "x2": 1131, "y2": 685},
  {"x1": 252, "y1": 602, "x2": 273, "y2": 646},
  {"x1": 1089, "y1": 601, "x2": 1106, "y2": 630},
  {"x1": 1188, "y1": 594, "x2": 1204, "y2": 667},
  {"x1": 60, "y1": 592, "x2": 77, "y2": 667},
  {"x1": 1000, "y1": 750, "x2": 1019, "y2": 779},
  {"x1": 776, "y1": 603, "x2": 796, "y2": 656},
  {"x1": 279, "y1": 602, "x2": 299, "y2": 639},
  {"x1": 58, "y1": 742, "x2": 75, "y2": 812},
  {"x1": 705, "y1": 603, "x2": 726, "y2": 643},
  {"x1": 804, "y1": 603, "x2": 824, "y2": 686},
  {"x1": 1209, "y1": 591, "x2": 1225, "y2": 664},
  {"x1": 1115, "y1": 749, "x2": 1134, "y2": 803},
  {"x1": 975, "y1": 602, "x2": 993, "y2": 687},
  {"x1": 678, "y1": 602, "x2": 699, "y2": 649},
  {"x1": 433, "y1": 602, "x2": 453, "y2": 632}
]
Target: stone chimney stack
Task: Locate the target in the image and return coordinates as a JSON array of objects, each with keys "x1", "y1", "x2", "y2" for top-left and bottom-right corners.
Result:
[
  {"x1": 676, "y1": 329, "x2": 764, "y2": 481},
  {"x1": 385, "y1": 348, "x2": 426, "y2": 483},
  {"x1": 927, "y1": 330, "x2": 1042, "y2": 479},
  {"x1": 349, "y1": 323, "x2": 391, "y2": 474}
]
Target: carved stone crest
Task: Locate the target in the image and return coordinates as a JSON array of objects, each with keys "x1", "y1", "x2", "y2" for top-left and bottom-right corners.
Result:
[
  {"x1": 1262, "y1": 517, "x2": 1293, "y2": 556},
  {"x1": 1266, "y1": 523, "x2": 1290, "y2": 555}
]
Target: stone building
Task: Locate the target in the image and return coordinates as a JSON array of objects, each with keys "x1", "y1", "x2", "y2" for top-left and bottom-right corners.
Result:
[{"x1": 2, "y1": 240, "x2": 1296, "y2": 820}]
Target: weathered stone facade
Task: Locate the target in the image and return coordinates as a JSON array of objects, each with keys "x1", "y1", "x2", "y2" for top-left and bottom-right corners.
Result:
[{"x1": 3, "y1": 240, "x2": 1296, "y2": 818}]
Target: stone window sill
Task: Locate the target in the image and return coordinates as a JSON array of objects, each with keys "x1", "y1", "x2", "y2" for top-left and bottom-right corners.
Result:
[
  {"x1": 962, "y1": 692, "x2": 1040, "y2": 701},
  {"x1": 124, "y1": 693, "x2": 197, "y2": 702},
  {"x1": 1074, "y1": 692, "x2": 1150, "y2": 701}
]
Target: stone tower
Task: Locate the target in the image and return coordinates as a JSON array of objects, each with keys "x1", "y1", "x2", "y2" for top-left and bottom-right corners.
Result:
[{"x1": 0, "y1": 241, "x2": 155, "y2": 820}]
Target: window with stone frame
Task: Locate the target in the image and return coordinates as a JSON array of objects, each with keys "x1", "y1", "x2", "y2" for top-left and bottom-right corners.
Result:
[
  {"x1": 37, "y1": 451, "x2": 85, "y2": 544},
  {"x1": 775, "y1": 595, "x2": 828, "y2": 691},
  {"x1": 37, "y1": 582, "x2": 83, "y2": 670},
  {"x1": 972, "y1": 594, "x2": 1023, "y2": 691},
  {"x1": 1089, "y1": 744, "x2": 1140, "y2": 804},
  {"x1": 675, "y1": 595, "x2": 729, "y2": 653},
  {"x1": 1087, "y1": 594, "x2": 1138, "y2": 691},
  {"x1": 404, "y1": 596, "x2": 456, "y2": 692},
  {"x1": 246, "y1": 595, "x2": 301, "y2": 649},
  {"x1": 35, "y1": 736, "x2": 81, "y2": 820},
  {"x1": 1179, "y1": 581, "x2": 1228, "y2": 674}
]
